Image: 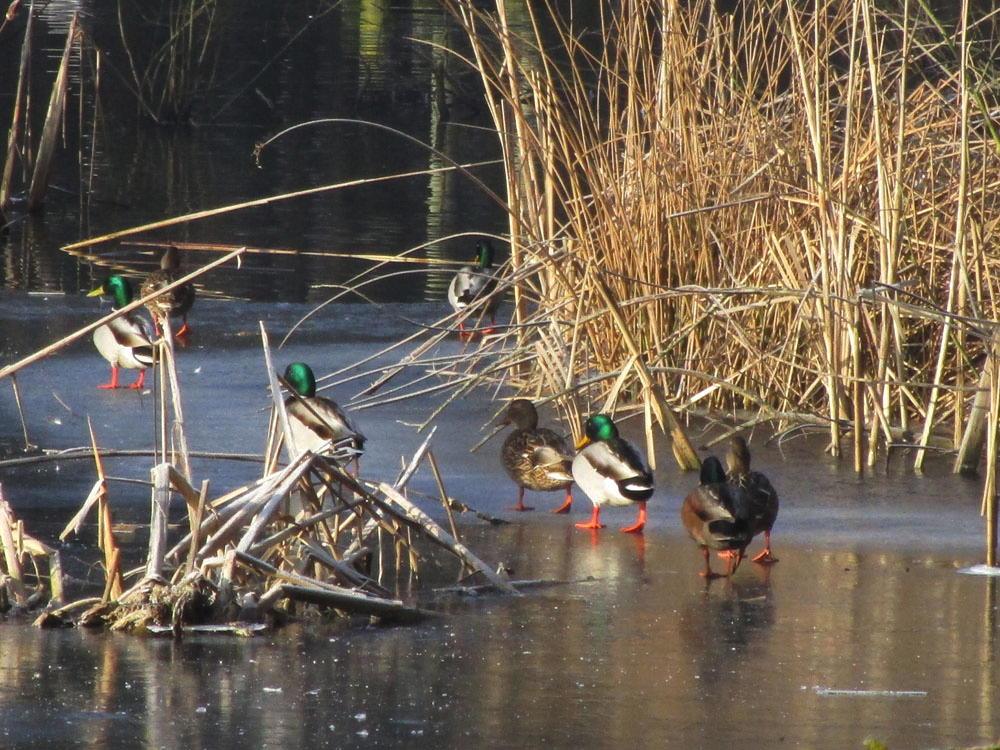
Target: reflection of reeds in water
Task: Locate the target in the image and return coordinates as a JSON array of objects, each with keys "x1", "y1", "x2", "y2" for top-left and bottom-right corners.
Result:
[
  {"x1": 434, "y1": 0, "x2": 1000, "y2": 476},
  {"x1": 116, "y1": 0, "x2": 223, "y2": 123}
]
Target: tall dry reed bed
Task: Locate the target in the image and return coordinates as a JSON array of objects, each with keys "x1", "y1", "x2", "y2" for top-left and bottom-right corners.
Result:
[{"x1": 436, "y1": 0, "x2": 1000, "y2": 479}]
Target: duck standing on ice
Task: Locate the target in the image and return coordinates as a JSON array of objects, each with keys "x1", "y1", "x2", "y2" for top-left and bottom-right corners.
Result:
[{"x1": 572, "y1": 414, "x2": 653, "y2": 533}]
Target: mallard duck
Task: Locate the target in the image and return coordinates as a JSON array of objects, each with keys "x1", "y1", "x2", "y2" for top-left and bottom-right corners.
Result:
[
  {"x1": 726, "y1": 436, "x2": 779, "y2": 563},
  {"x1": 87, "y1": 275, "x2": 154, "y2": 390},
  {"x1": 282, "y1": 362, "x2": 365, "y2": 467},
  {"x1": 572, "y1": 414, "x2": 653, "y2": 533},
  {"x1": 681, "y1": 455, "x2": 753, "y2": 578},
  {"x1": 140, "y1": 246, "x2": 195, "y2": 337},
  {"x1": 448, "y1": 239, "x2": 499, "y2": 339},
  {"x1": 499, "y1": 399, "x2": 574, "y2": 513}
]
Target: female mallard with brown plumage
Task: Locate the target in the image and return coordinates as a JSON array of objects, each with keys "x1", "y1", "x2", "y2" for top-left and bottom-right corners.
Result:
[
  {"x1": 726, "y1": 436, "x2": 779, "y2": 563},
  {"x1": 499, "y1": 399, "x2": 574, "y2": 513},
  {"x1": 681, "y1": 455, "x2": 753, "y2": 578},
  {"x1": 572, "y1": 414, "x2": 653, "y2": 533},
  {"x1": 140, "y1": 246, "x2": 195, "y2": 337}
]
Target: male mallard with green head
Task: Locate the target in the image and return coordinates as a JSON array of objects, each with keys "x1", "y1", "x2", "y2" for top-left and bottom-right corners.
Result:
[
  {"x1": 283, "y1": 362, "x2": 365, "y2": 466},
  {"x1": 681, "y1": 455, "x2": 753, "y2": 578},
  {"x1": 87, "y1": 275, "x2": 154, "y2": 390},
  {"x1": 448, "y1": 239, "x2": 499, "y2": 340},
  {"x1": 572, "y1": 414, "x2": 653, "y2": 533},
  {"x1": 499, "y1": 399, "x2": 574, "y2": 513},
  {"x1": 726, "y1": 436, "x2": 779, "y2": 564},
  {"x1": 140, "y1": 246, "x2": 195, "y2": 337}
]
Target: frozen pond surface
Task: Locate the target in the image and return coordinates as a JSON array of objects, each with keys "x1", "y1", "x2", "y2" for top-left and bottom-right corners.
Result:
[{"x1": 1, "y1": 295, "x2": 998, "y2": 749}]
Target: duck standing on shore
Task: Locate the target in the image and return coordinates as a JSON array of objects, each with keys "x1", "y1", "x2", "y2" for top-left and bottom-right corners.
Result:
[
  {"x1": 681, "y1": 455, "x2": 753, "y2": 578},
  {"x1": 87, "y1": 275, "x2": 154, "y2": 390},
  {"x1": 726, "y1": 436, "x2": 779, "y2": 564},
  {"x1": 448, "y1": 239, "x2": 499, "y2": 340},
  {"x1": 499, "y1": 399, "x2": 574, "y2": 513},
  {"x1": 572, "y1": 414, "x2": 653, "y2": 533}
]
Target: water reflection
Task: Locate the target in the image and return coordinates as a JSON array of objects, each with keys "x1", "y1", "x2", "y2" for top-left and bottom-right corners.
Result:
[
  {"x1": 0, "y1": 1, "x2": 507, "y2": 302},
  {"x1": 2, "y1": 524, "x2": 999, "y2": 748}
]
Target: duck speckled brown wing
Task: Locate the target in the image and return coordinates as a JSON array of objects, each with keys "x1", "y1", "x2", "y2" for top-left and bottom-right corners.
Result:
[{"x1": 501, "y1": 426, "x2": 573, "y2": 491}]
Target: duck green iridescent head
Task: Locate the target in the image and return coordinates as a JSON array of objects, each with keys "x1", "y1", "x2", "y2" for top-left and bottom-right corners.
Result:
[
  {"x1": 475, "y1": 240, "x2": 495, "y2": 269},
  {"x1": 284, "y1": 362, "x2": 317, "y2": 398},
  {"x1": 87, "y1": 274, "x2": 134, "y2": 309},
  {"x1": 576, "y1": 413, "x2": 618, "y2": 449}
]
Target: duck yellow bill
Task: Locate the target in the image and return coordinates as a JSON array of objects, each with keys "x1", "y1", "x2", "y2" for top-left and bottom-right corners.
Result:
[
  {"x1": 575, "y1": 435, "x2": 591, "y2": 450},
  {"x1": 86, "y1": 287, "x2": 104, "y2": 297}
]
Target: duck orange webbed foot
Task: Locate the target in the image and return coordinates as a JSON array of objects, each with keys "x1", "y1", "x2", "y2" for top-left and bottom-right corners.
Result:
[
  {"x1": 552, "y1": 494, "x2": 572, "y2": 514},
  {"x1": 511, "y1": 502, "x2": 535, "y2": 512},
  {"x1": 98, "y1": 368, "x2": 121, "y2": 389},
  {"x1": 752, "y1": 549, "x2": 779, "y2": 564},
  {"x1": 575, "y1": 506, "x2": 604, "y2": 530},
  {"x1": 619, "y1": 503, "x2": 647, "y2": 534}
]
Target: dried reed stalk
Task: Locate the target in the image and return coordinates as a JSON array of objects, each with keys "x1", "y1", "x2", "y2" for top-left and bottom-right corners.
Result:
[
  {"x1": 26, "y1": 13, "x2": 77, "y2": 211},
  {"x1": 414, "y1": 0, "x2": 1000, "y2": 495},
  {"x1": 0, "y1": 1, "x2": 32, "y2": 210}
]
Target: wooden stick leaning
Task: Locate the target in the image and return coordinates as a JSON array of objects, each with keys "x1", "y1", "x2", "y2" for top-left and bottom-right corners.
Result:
[
  {"x1": 0, "y1": 247, "x2": 246, "y2": 382},
  {"x1": 377, "y1": 483, "x2": 518, "y2": 594}
]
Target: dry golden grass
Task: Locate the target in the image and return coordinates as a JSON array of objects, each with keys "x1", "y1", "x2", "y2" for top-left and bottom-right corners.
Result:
[{"x1": 432, "y1": 0, "x2": 1000, "y2": 483}]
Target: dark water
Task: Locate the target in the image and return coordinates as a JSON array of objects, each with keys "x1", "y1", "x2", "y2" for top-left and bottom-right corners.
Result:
[{"x1": 0, "y1": 0, "x2": 507, "y2": 302}]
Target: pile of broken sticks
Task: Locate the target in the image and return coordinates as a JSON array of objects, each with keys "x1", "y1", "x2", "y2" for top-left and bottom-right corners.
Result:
[{"x1": 32, "y1": 431, "x2": 518, "y2": 635}]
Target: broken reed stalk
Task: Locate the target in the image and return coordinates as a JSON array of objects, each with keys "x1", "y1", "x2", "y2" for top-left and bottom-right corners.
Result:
[
  {"x1": 146, "y1": 464, "x2": 171, "y2": 582},
  {"x1": 61, "y1": 162, "x2": 500, "y2": 253},
  {"x1": 87, "y1": 418, "x2": 123, "y2": 599},
  {"x1": 9, "y1": 375, "x2": 32, "y2": 449},
  {"x1": 126, "y1": 239, "x2": 461, "y2": 266},
  {"x1": 260, "y1": 322, "x2": 298, "y2": 459},
  {"x1": 377, "y1": 483, "x2": 518, "y2": 594},
  {"x1": 0, "y1": 449, "x2": 264, "y2": 471},
  {"x1": 986, "y1": 338, "x2": 999, "y2": 566},
  {"x1": 0, "y1": 1, "x2": 32, "y2": 211},
  {"x1": 956, "y1": 336, "x2": 996, "y2": 476},
  {"x1": 0, "y1": 247, "x2": 245, "y2": 382},
  {"x1": 0, "y1": 487, "x2": 26, "y2": 605},
  {"x1": 427, "y1": 451, "x2": 460, "y2": 543},
  {"x1": 26, "y1": 12, "x2": 77, "y2": 211},
  {"x1": 0, "y1": 484, "x2": 65, "y2": 609},
  {"x1": 158, "y1": 317, "x2": 192, "y2": 480}
]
